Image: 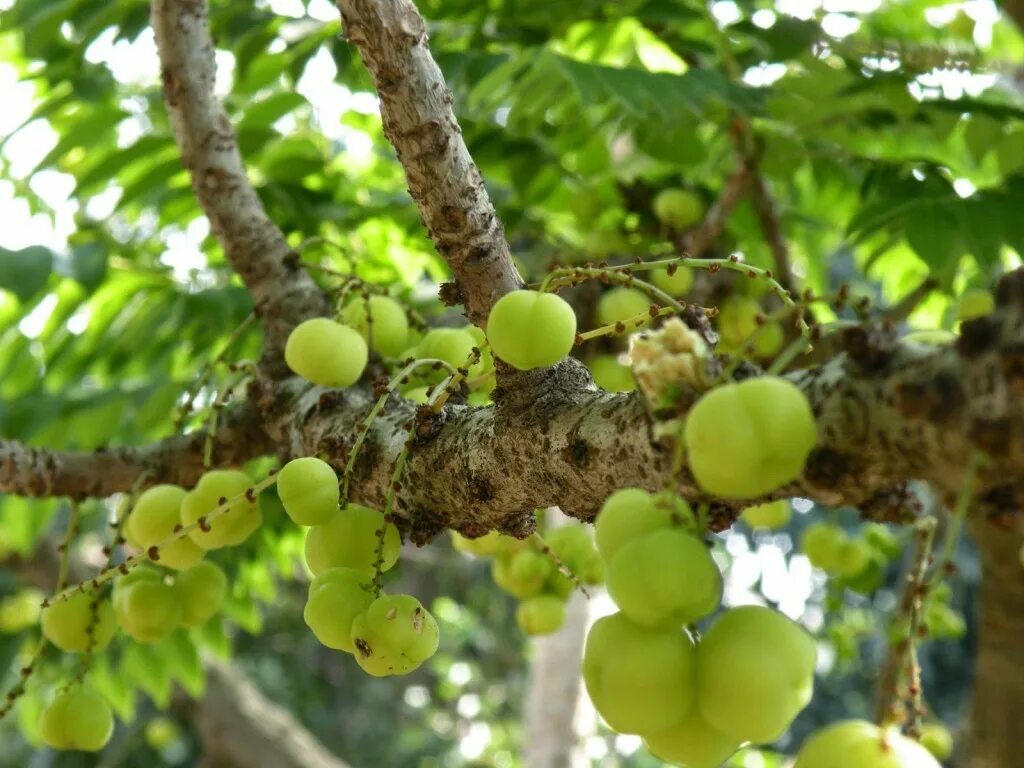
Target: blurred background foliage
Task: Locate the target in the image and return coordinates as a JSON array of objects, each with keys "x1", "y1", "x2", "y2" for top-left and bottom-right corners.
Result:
[{"x1": 0, "y1": 0, "x2": 1019, "y2": 764}]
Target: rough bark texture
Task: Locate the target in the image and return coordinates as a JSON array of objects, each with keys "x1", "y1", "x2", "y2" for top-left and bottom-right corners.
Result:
[
  {"x1": 964, "y1": 519, "x2": 1024, "y2": 768},
  {"x1": 335, "y1": 0, "x2": 523, "y2": 326},
  {"x1": 151, "y1": 0, "x2": 330, "y2": 360}
]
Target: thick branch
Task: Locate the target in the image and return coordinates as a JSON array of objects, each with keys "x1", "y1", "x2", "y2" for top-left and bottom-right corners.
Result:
[
  {"x1": 0, "y1": 403, "x2": 270, "y2": 499},
  {"x1": 335, "y1": 0, "x2": 522, "y2": 326},
  {"x1": 151, "y1": 0, "x2": 330, "y2": 356}
]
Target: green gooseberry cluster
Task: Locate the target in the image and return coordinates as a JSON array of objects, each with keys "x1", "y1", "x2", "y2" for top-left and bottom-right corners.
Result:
[
  {"x1": 684, "y1": 376, "x2": 817, "y2": 499},
  {"x1": 399, "y1": 325, "x2": 494, "y2": 404},
  {"x1": 715, "y1": 296, "x2": 784, "y2": 358},
  {"x1": 740, "y1": 499, "x2": 792, "y2": 530},
  {"x1": 793, "y1": 720, "x2": 940, "y2": 768},
  {"x1": 112, "y1": 562, "x2": 227, "y2": 643},
  {"x1": 800, "y1": 521, "x2": 902, "y2": 593},
  {"x1": 583, "y1": 488, "x2": 817, "y2": 767},
  {"x1": 452, "y1": 521, "x2": 603, "y2": 636},
  {"x1": 340, "y1": 295, "x2": 410, "y2": 357},
  {"x1": 40, "y1": 686, "x2": 114, "y2": 752}
]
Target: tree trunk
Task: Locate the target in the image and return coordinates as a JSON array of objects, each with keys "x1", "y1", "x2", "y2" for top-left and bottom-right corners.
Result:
[{"x1": 963, "y1": 520, "x2": 1024, "y2": 768}]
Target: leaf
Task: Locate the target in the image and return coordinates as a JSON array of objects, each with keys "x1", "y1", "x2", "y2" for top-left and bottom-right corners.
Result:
[
  {"x1": 996, "y1": 130, "x2": 1024, "y2": 177},
  {"x1": 237, "y1": 92, "x2": 308, "y2": 132},
  {"x1": 904, "y1": 202, "x2": 964, "y2": 271},
  {"x1": 964, "y1": 116, "x2": 1003, "y2": 165},
  {"x1": 68, "y1": 242, "x2": 107, "y2": 291},
  {"x1": 0, "y1": 245, "x2": 54, "y2": 302}
]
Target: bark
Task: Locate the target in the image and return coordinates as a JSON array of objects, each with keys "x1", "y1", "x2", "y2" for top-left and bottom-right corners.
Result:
[
  {"x1": 964, "y1": 519, "x2": 1024, "y2": 768},
  {"x1": 150, "y1": 0, "x2": 330, "y2": 360},
  {"x1": 334, "y1": 0, "x2": 523, "y2": 326}
]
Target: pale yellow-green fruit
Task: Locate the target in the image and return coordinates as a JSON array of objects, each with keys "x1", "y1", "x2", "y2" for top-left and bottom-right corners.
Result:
[
  {"x1": 304, "y1": 505, "x2": 401, "y2": 576},
  {"x1": 582, "y1": 612, "x2": 696, "y2": 735},
  {"x1": 594, "y1": 488, "x2": 685, "y2": 562},
  {"x1": 340, "y1": 295, "x2": 409, "y2": 357},
  {"x1": 801, "y1": 522, "x2": 848, "y2": 572},
  {"x1": 180, "y1": 470, "x2": 262, "y2": 549},
  {"x1": 956, "y1": 288, "x2": 995, "y2": 321},
  {"x1": 285, "y1": 317, "x2": 368, "y2": 387},
  {"x1": 350, "y1": 594, "x2": 439, "y2": 677},
  {"x1": 303, "y1": 567, "x2": 375, "y2": 653},
  {"x1": 276, "y1": 457, "x2": 339, "y2": 526},
  {"x1": 174, "y1": 561, "x2": 228, "y2": 627},
  {"x1": 596, "y1": 287, "x2": 653, "y2": 328},
  {"x1": 793, "y1": 720, "x2": 942, "y2": 768},
  {"x1": 40, "y1": 687, "x2": 114, "y2": 752},
  {"x1": 606, "y1": 529, "x2": 722, "y2": 628},
  {"x1": 0, "y1": 588, "x2": 44, "y2": 633},
  {"x1": 127, "y1": 484, "x2": 204, "y2": 570},
  {"x1": 697, "y1": 605, "x2": 816, "y2": 744},
  {"x1": 684, "y1": 377, "x2": 817, "y2": 499},
  {"x1": 114, "y1": 577, "x2": 182, "y2": 643},
  {"x1": 717, "y1": 296, "x2": 783, "y2": 357},
  {"x1": 486, "y1": 290, "x2": 577, "y2": 370},
  {"x1": 41, "y1": 592, "x2": 116, "y2": 653},
  {"x1": 588, "y1": 354, "x2": 635, "y2": 392},
  {"x1": 653, "y1": 188, "x2": 705, "y2": 230},
  {"x1": 644, "y1": 709, "x2": 740, "y2": 768},
  {"x1": 652, "y1": 265, "x2": 695, "y2": 297},
  {"x1": 450, "y1": 529, "x2": 521, "y2": 557},
  {"x1": 516, "y1": 595, "x2": 567, "y2": 635},
  {"x1": 417, "y1": 327, "x2": 477, "y2": 368},
  {"x1": 919, "y1": 722, "x2": 954, "y2": 761},
  {"x1": 741, "y1": 500, "x2": 792, "y2": 530}
]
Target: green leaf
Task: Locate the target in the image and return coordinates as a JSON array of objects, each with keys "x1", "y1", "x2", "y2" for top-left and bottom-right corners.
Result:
[
  {"x1": 904, "y1": 202, "x2": 964, "y2": 271},
  {"x1": 964, "y1": 116, "x2": 1004, "y2": 165},
  {"x1": 997, "y1": 130, "x2": 1024, "y2": 177},
  {"x1": 0, "y1": 245, "x2": 53, "y2": 302},
  {"x1": 68, "y1": 242, "x2": 107, "y2": 291}
]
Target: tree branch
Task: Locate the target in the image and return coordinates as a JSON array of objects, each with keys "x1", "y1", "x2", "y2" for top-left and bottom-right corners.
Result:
[
  {"x1": 335, "y1": 0, "x2": 522, "y2": 326},
  {"x1": 151, "y1": 0, "x2": 331, "y2": 357},
  {"x1": 675, "y1": 162, "x2": 751, "y2": 257},
  {"x1": 0, "y1": 402, "x2": 270, "y2": 499},
  {"x1": 747, "y1": 162, "x2": 798, "y2": 298}
]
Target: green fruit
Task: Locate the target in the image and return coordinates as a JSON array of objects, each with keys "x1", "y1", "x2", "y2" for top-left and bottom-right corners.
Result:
[
  {"x1": 836, "y1": 538, "x2": 872, "y2": 577},
  {"x1": 144, "y1": 716, "x2": 180, "y2": 750},
  {"x1": 303, "y1": 567, "x2": 375, "y2": 653},
  {"x1": 793, "y1": 720, "x2": 941, "y2": 768},
  {"x1": 174, "y1": 562, "x2": 227, "y2": 627},
  {"x1": 350, "y1": 594, "x2": 439, "y2": 676},
  {"x1": 417, "y1": 327, "x2": 477, "y2": 368},
  {"x1": 741, "y1": 500, "x2": 792, "y2": 530},
  {"x1": 127, "y1": 485, "x2": 204, "y2": 570},
  {"x1": 450, "y1": 530, "x2": 514, "y2": 557},
  {"x1": 919, "y1": 722, "x2": 954, "y2": 761},
  {"x1": 0, "y1": 588, "x2": 43, "y2": 633},
  {"x1": 491, "y1": 554, "x2": 544, "y2": 599},
  {"x1": 114, "y1": 576, "x2": 182, "y2": 643},
  {"x1": 277, "y1": 457, "x2": 339, "y2": 526},
  {"x1": 582, "y1": 612, "x2": 696, "y2": 735},
  {"x1": 546, "y1": 525, "x2": 603, "y2": 583},
  {"x1": 653, "y1": 189, "x2": 705, "y2": 230},
  {"x1": 41, "y1": 592, "x2": 116, "y2": 653},
  {"x1": 801, "y1": 522, "x2": 847, "y2": 572},
  {"x1": 863, "y1": 523, "x2": 902, "y2": 560},
  {"x1": 607, "y1": 529, "x2": 722, "y2": 628},
  {"x1": 717, "y1": 296, "x2": 783, "y2": 357},
  {"x1": 684, "y1": 377, "x2": 817, "y2": 499},
  {"x1": 340, "y1": 295, "x2": 409, "y2": 357},
  {"x1": 516, "y1": 595, "x2": 567, "y2": 635},
  {"x1": 180, "y1": 470, "x2": 262, "y2": 550},
  {"x1": 40, "y1": 687, "x2": 114, "y2": 752},
  {"x1": 652, "y1": 266, "x2": 694, "y2": 297},
  {"x1": 596, "y1": 287, "x2": 652, "y2": 328},
  {"x1": 644, "y1": 709, "x2": 740, "y2": 768},
  {"x1": 697, "y1": 605, "x2": 816, "y2": 744},
  {"x1": 405, "y1": 386, "x2": 429, "y2": 404},
  {"x1": 956, "y1": 288, "x2": 994, "y2": 321},
  {"x1": 594, "y1": 488, "x2": 688, "y2": 562},
  {"x1": 285, "y1": 318, "x2": 368, "y2": 387},
  {"x1": 304, "y1": 505, "x2": 401, "y2": 576},
  {"x1": 486, "y1": 290, "x2": 577, "y2": 371},
  {"x1": 588, "y1": 354, "x2": 635, "y2": 392}
]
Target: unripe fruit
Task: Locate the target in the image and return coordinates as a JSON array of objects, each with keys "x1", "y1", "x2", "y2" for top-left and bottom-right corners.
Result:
[
  {"x1": 404, "y1": 386, "x2": 429, "y2": 404},
  {"x1": 491, "y1": 553, "x2": 545, "y2": 600},
  {"x1": 127, "y1": 485, "x2": 204, "y2": 570},
  {"x1": 588, "y1": 354, "x2": 634, "y2": 392},
  {"x1": 957, "y1": 288, "x2": 994, "y2": 321},
  {"x1": 350, "y1": 594, "x2": 439, "y2": 676},
  {"x1": 486, "y1": 290, "x2": 577, "y2": 371},
  {"x1": 653, "y1": 188, "x2": 705, "y2": 230},
  {"x1": 277, "y1": 457, "x2": 339, "y2": 526},
  {"x1": 717, "y1": 296, "x2": 783, "y2": 357},
  {"x1": 652, "y1": 266, "x2": 694, "y2": 297},
  {"x1": 594, "y1": 488, "x2": 689, "y2": 562},
  {"x1": 417, "y1": 327, "x2": 477, "y2": 368},
  {"x1": 607, "y1": 529, "x2": 722, "y2": 628},
  {"x1": 516, "y1": 595, "x2": 567, "y2": 635},
  {"x1": 40, "y1": 687, "x2": 114, "y2": 752},
  {"x1": 41, "y1": 592, "x2": 116, "y2": 653},
  {"x1": 114, "y1": 576, "x2": 182, "y2": 643},
  {"x1": 303, "y1": 567, "x2": 374, "y2": 653},
  {"x1": 340, "y1": 295, "x2": 409, "y2": 357},
  {"x1": 450, "y1": 529, "x2": 516, "y2": 557},
  {"x1": 793, "y1": 720, "x2": 941, "y2": 768},
  {"x1": 304, "y1": 505, "x2": 401, "y2": 576},
  {"x1": 285, "y1": 318, "x2": 368, "y2": 387},
  {"x1": 919, "y1": 722, "x2": 954, "y2": 761},
  {"x1": 801, "y1": 522, "x2": 847, "y2": 572},
  {"x1": 175, "y1": 561, "x2": 228, "y2": 627},
  {"x1": 836, "y1": 537, "x2": 872, "y2": 577},
  {"x1": 741, "y1": 500, "x2": 792, "y2": 530},
  {"x1": 596, "y1": 287, "x2": 652, "y2": 328},
  {"x1": 644, "y1": 709, "x2": 739, "y2": 768},
  {"x1": 697, "y1": 605, "x2": 816, "y2": 743},
  {"x1": 582, "y1": 612, "x2": 696, "y2": 735},
  {"x1": 684, "y1": 377, "x2": 817, "y2": 499},
  {"x1": 180, "y1": 470, "x2": 262, "y2": 549},
  {"x1": 0, "y1": 588, "x2": 43, "y2": 633}
]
